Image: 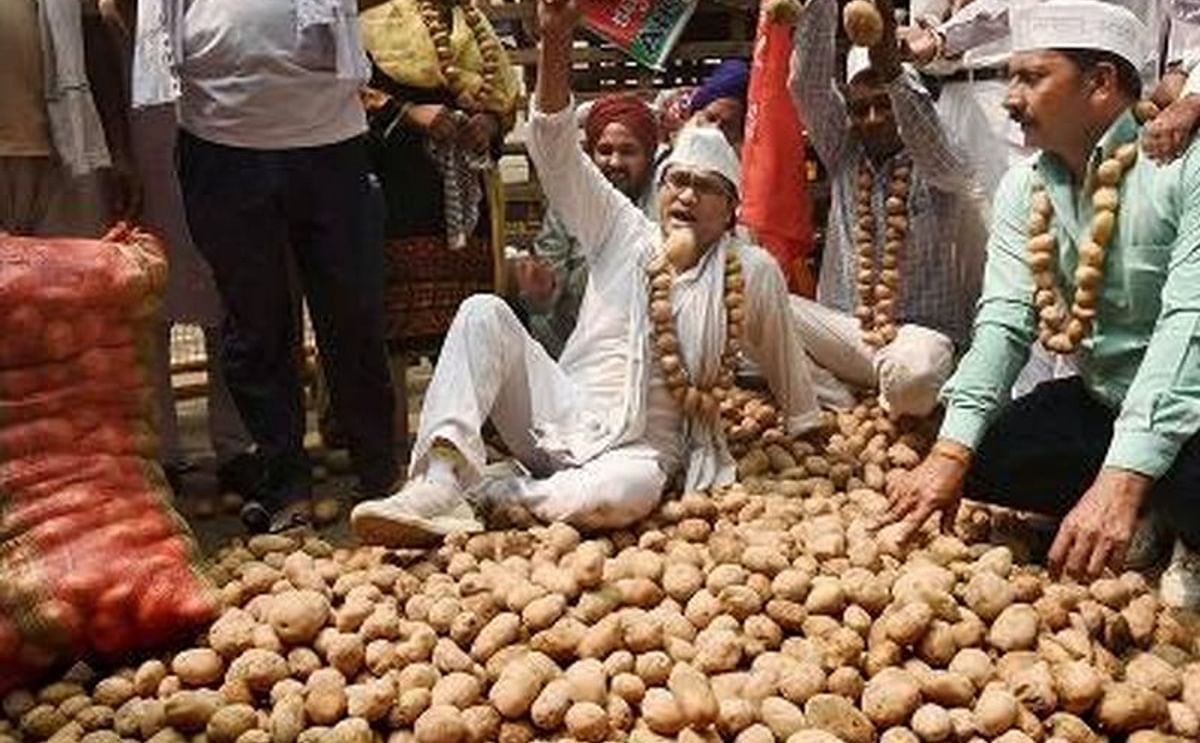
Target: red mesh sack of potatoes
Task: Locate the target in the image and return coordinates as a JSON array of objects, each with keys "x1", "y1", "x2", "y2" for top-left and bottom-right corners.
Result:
[{"x1": 0, "y1": 224, "x2": 217, "y2": 691}]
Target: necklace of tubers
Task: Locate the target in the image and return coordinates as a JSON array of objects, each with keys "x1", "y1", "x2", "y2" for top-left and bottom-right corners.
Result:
[
  {"x1": 853, "y1": 159, "x2": 910, "y2": 348},
  {"x1": 416, "y1": 0, "x2": 505, "y2": 109},
  {"x1": 1028, "y1": 101, "x2": 1157, "y2": 355},
  {"x1": 646, "y1": 230, "x2": 744, "y2": 435}
]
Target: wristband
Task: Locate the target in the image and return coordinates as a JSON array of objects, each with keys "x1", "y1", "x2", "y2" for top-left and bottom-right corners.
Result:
[{"x1": 932, "y1": 439, "x2": 972, "y2": 467}]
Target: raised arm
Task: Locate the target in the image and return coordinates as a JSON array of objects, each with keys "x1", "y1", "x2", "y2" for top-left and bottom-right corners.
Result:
[
  {"x1": 938, "y1": 0, "x2": 1012, "y2": 59},
  {"x1": 788, "y1": 0, "x2": 849, "y2": 169},
  {"x1": 872, "y1": 0, "x2": 972, "y2": 193},
  {"x1": 527, "y1": 0, "x2": 646, "y2": 257}
]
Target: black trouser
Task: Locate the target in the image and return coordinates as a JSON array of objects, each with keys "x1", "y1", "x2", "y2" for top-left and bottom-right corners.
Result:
[
  {"x1": 178, "y1": 131, "x2": 397, "y2": 506},
  {"x1": 967, "y1": 377, "x2": 1200, "y2": 549}
]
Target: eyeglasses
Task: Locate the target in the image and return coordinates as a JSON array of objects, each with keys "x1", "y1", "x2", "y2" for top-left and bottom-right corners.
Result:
[{"x1": 662, "y1": 168, "x2": 734, "y2": 198}]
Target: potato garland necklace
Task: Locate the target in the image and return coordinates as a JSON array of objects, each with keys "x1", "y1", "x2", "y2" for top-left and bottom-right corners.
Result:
[
  {"x1": 1026, "y1": 140, "x2": 1139, "y2": 355},
  {"x1": 417, "y1": 0, "x2": 505, "y2": 107},
  {"x1": 853, "y1": 159, "x2": 911, "y2": 348},
  {"x1": 646, "y1": 246, "x2": 745, "y2": 435}
]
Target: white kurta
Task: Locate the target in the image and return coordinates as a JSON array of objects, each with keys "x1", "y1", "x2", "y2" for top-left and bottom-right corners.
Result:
[{"x1": 409, "y1": 101, "x2": 822, "y2": 527}]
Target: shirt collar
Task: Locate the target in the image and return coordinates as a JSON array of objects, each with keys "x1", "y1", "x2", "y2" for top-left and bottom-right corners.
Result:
[{"x1": 1035, "y1": 108, "x2": 1140, "y2": 186}]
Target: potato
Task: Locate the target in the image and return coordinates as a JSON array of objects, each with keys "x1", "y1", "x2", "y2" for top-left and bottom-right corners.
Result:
[
  {"x1": 565, "y1": 659, "x2": 608, "y2": 705},
  {"x1": 973, "y1": 688, "x2": 1018, "y2": 737},
  {"x1": 760, "y1": 697, "x2": 807, "y2": 740},
  {"x1": 1125, "y1": 652, "x2": 1183, "y2": 699},
  {"x1": 640, "y1": 689, "x2": 686, "y2": 736},
  {"x1": 804, "y1": 694, "x2": 876, "y2": 743},
  {"x1": 668, "y1": 662, "x2": 719, "y2": 727},
  {"x1": 911, "y1": 704, "x2": 952, "y2": 742},
  {"x1": 947, "y1": 648, "x2": 993, "y2": 690},
  {"x1": 611, "y1": 673, "x2": 646, "y2": 705},
  {"x1": 1095, "y1": 682, "x2": 1168, "y2": 733},
  {"x1": 879, "y1": 729, "x2": 920, "y2": 743},
  {"x1": 92, "y1": 678, "x2": 135, "y2": 709},
  {"x1": 693, "y1": 630, "x2": 743, "y2": 674},
  {"x1": 662, "y1": 563, "x2": 705, "y2": 602},
  {"x1": 392, "y1": 688, "x2": 433, "y2": 727},
  {"x1": 267, "y1": 590, "x2": 330, "y2": 646},
  {"x1": 987, "y1": 604, "x2": 1039, "y2": 651},
  {"x1": 348, "y1": 678, "x2": 397, "y2": 721},
  {"x1": 920, "y1": 671, "x2": 975, "y2": 708},
  {"x1": 163, "y1": 691, "x2": 222, "y2": 732},
  {"x1": 206, "y1": 703, "x2": 257, "y2": 743},
  {"x1": 563, "y1": 702, "x2": 608, "y2": 742},
  {"x1": 733, "y1": 723, "x2": 775, "y2": 743},
  {"x1": 529, "y1": 679, "x2": 572, "y2": 730},
  {"x1": 414, "y1": 705, "x2": 467, "y2": 743},
  {"x1": 1053, "y1": 660, "x2": 1102, "y2": 715},
  {"x1": 304, "y1": 668, "x2": 347, "y2": 726},
  {"x1": 489, "y1": 657, "x2": 547, "y2": 719},
  {"x1": 1168, "y1": 700, "x2": 1200, "y2": 737},
  {"x1": 717, "y1": 698, "x2": 756, "y2": 737},
  {"x1": 862, "y1": 668, "x2": 921, "y2": 728},
  {"x1": 209, "y1": 609, "x2": 258, "y2": 659},
  {"x1": 805, "y1": 577, "x2": 846, "y2": 616},
  {"x1": 1009, "y1": 662, "x2": 1057, "y2": 716},
  {"x1": 827, "y1": 666, "x2": 864, "y2": 701},
  {"x1": 227, "y1": 649, "x2": 289, "y2": 694},
  {"x1": 170, "y1": 649, "x2": 224, "y2": 687},
  {"x1": 521, "y1": 594, "x2": 566, "y2": 632},
  {"x1": 269, "y1": 694, "x2": 305, "y2": 743},
  {"x1": 962, "y1": 572, "x2": 1014, "y2": 622},
  {"x1": 778, "y1": 661, "x2": 827, "y2": 705},
  {"x1": 886, "y1": 603, "x2": 933, "y2": 647}
]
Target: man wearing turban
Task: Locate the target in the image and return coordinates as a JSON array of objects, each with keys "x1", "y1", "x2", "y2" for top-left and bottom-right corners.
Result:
[
  {"x1": 689, "y1": 59, "x2": 751, "y2": 153},
  {"x1": 516, "y1": 94, "x2": 660, "y2": 357}
]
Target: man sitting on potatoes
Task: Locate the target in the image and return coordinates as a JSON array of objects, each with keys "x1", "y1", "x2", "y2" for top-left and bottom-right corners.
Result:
[
  {"x1": 787, "y1": 0, "x2": 985, "y2": 419},
  {"x1": 885, "y1": 0, "x2": 1200, "y2": 610},
  {"x1": 350, "y1": 0, "x2": 823, "y2": 546}
]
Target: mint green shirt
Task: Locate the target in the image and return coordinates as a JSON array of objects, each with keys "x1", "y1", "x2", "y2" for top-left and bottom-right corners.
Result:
[{"x1": 940, "y1": 110, "x2": 1200, "y2": 479}]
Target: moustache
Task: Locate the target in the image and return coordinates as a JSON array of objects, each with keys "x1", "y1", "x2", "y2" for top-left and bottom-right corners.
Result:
[{"x1": 1007, "y1": 107, "x2": 1032, "y2": 126}]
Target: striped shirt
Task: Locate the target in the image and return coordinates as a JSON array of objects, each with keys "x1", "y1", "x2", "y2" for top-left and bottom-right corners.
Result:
[{"x1": 790, "y1": 0, "x2": 981, "y2": 347}]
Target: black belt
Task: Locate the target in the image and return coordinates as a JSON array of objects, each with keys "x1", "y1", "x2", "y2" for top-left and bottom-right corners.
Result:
[{"x1": 935, "y1": 65, "x2": 1009, "y2": 84}]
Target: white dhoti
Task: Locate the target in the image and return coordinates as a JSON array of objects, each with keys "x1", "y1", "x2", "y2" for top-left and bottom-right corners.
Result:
[
  {"x1": 790, "y1": 296, "x2": 955, "y2": 417},
  {"x1": 412, "y1": 295, "x2": 666, "y2": 530}
]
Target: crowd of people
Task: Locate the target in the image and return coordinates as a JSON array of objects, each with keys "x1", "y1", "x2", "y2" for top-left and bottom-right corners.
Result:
[{"x1": 3, "y1": 0, "x2": 1200, "y2": 611}]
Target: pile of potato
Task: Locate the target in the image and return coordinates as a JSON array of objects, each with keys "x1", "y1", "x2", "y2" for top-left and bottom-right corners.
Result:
[{"x1": 3, "y1": 397, "x2": 1199, "y2": 743}]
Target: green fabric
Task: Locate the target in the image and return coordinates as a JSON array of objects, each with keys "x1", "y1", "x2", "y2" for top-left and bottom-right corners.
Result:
[{"x1": 940, "y1": 109, "x2": 1200, "y2": 479}]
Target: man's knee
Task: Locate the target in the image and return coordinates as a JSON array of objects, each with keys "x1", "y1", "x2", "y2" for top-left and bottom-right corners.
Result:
[
  {"x1": 538, "y1": 459, "x2": 666, "y2": 531},
  {"x1": 877, "y1": 325, "x2": 955, "y2": 417},
  {"x1": 453, "y1": 294, "x2": 521, "y2": 335}
]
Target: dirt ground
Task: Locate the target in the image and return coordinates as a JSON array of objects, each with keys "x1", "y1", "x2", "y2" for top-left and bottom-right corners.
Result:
[{"x1": 170, "y1": 359, "x2": 434, "y2": 555}]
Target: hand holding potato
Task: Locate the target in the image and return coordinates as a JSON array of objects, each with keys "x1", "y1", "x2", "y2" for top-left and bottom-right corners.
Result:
[{"x1": 883, "y1": 440, "x2": 970, "y2": 542}]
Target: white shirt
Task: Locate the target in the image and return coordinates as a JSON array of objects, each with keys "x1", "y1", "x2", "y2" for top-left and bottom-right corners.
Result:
[
  {"x1": 178, "y1": 0, "x2": 366, "y2": 149},
  {"x1": 526, "y1": 101, "x2": 822, "y2": 491}
]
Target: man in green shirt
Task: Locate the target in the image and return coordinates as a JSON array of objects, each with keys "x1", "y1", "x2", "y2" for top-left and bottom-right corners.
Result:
[{"x1": 885, "y1": 0, "x2": 1200, "y2": 609}]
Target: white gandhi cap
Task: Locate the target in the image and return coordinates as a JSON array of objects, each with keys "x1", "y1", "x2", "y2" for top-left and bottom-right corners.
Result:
[
  {"x1": 1010, "y1": 0, "x2": 1149, "y2": 72},
  {"x1": 662, "y1": 125, "x2": 742, "y2": 196}
]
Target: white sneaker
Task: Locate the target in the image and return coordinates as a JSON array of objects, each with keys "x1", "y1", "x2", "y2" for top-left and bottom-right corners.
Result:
[
  {"x1": 1160, "y1": 539, "x2": 1200, "y2": 610},
  {"x1": 351, "y1": 478, "x2": 483, "y2": 548}
]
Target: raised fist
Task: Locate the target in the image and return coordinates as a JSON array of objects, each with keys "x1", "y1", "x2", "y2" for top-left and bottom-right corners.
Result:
[{"x1": 538, "y1": 0, "x2": 579, "y2": 44}]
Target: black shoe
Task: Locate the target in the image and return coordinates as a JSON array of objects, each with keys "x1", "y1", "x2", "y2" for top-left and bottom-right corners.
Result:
[
  {"x1": 163, "y1": 461, "x2": 198, "y2": 496},
  {"x1": 218, "y1": 451, "x2": 268, "y2": 498},
  {"x1": 239, "y1": 499, "x2": 272, "y2": 534}
]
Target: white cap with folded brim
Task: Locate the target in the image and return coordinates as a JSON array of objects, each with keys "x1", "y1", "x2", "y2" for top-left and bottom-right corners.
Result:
[
  {"x1": 1010, "y1": 0, "x2": 1148, "y2": 72},
  {"x1": 661, "y1": 125, "x2": 741, "y2": 197}
]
